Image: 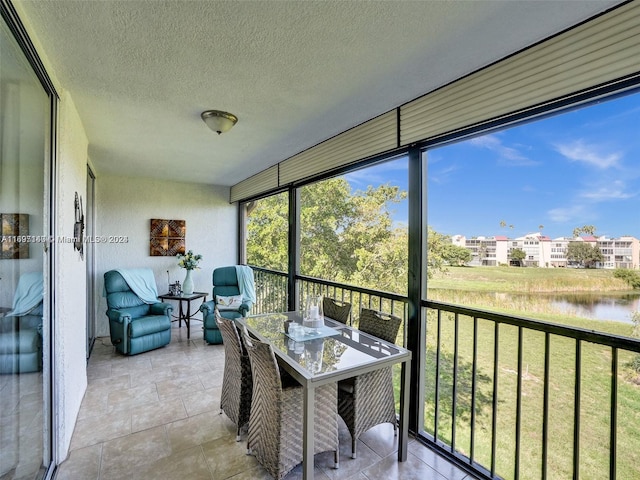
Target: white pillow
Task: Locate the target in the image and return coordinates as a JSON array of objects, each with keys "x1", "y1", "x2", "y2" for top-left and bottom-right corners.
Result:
[{"x1": 216, "y1": 294, "x2": 243, "y2": 311}]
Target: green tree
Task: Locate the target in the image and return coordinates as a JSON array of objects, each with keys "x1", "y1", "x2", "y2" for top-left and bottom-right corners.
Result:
[
  {"x1": 572, "y1": 225, "x2": 597, "y2": 238},
  {"x1": 509, "y1": 247, "x2": 526, "y2": 266},
  {"x1": 478, "y1": 241, "x2": 489, "y2": 266},
  {"x1": 247, "y1": 178, "x2": 461, "y2": 294},
  {"x1": 442, "y1": 244, "x2": 472, "y2": 266},
  {"x1": 427, "y1": 227, "x2": 451, "y2": 278},
  {"x1": 245, "y1": 193, "x2": 289, "y2": 271},
  {"x1": 300, "y1": 179, "x2": 408, "y2": 293},
  {"x1": 248, "y1": 178, "x2": 410, "y2": 294},
  {"x1": 566, "y1": 241, "x2": 604, "y2": 268}
]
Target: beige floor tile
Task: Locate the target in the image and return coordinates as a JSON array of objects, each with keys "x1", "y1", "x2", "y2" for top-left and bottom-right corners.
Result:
[
  {"x1": 320, "y1": 424, "x2": 381, "y2": 480},
  {"x1": 107, "y1": 383, "x2": 159, "y2": 411},
  {"x1": 69, "y1": 413, "x2": 131, "y2": 451},
  {"x1": 408, "y1": 442, "x2": 470, "y2": 480},
  {"x1": 76, "y1": 391, "x2": 109, "y2": 421},
  {"x1": 100, "y1": 425, "x2": 171, "y2": 479},
  {"x1": 156, "y1": 374, "x2": 204, "y2": 400},
  {"x1": 224, "y1": 464, "x2": 280, "y2": 480},
  {"x1": 131, "y1": 397, "x2": 188, "y2": 433},
  {"x1": 85, "y1": 373, "x2": 130, "y2": 393},
  {"x1": 126, "y1": 354, "x2": 154, "y2": 368},
  {"x1": 182, "y1": 386, "x2": 221, "y2": 416},
  {"x1": 129, "y1": 365, "x2": 174, "y2": 387},
  {"x1": 86, "y1": 362, "x2": 112, "y2": 381},
  {"x1": 359, "y1": 423, "x2": 399, "y2": 459},
  {"x1": 148, "y1": 350, "x2": 190, "y2": 369},
  {"x1": 190, "y1": 340, "x2": 216, "y2": 351},
  {"x1": 284, "y1": 456, "x2": 336, "y2": 480},
  {"x1": 166, "y1": 411, "x2": 235, "y2": 453},
  {"x1": 55, "y1": 443, "x2": 101, "y2": 480},
  {"x1": 198, "y1": 368, "x2": 224, "y2": 389},
  {"x1": 171, "y1": 361, "x2": 204, "y2": 378},
  {"x1": 361, "y1": 451, "x2": 448, "y2": 480},
  {"x1": 201, "y1": 434, "x2": 260, "y2": 479},
  {"x1": 105, "y1": 445, "x2": 213, "y2": 480},
  {"x1": 110, "y1": 358, "x2": 150, "y2": 377}
]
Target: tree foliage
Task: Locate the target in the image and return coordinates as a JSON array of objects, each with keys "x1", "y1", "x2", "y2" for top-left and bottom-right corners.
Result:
[
  {"x1": 566, "y1": 241, "x2": 604, "y2": 268},
  {"x1": 246, "y1": 178, "x2": 409, "y2": 294},
  {"x1": 246, "y1": 177, "x2": 463, "y2": 294},
  {"x1": 442, "y1": 244, "x2": 472, "y2": 266},
  {"x1": 300, "y1": 179, "x2": 408, "y2": 293},
  {"x1": 613, "y1": 269, "x2": 640, "y2": 289},
  {"x1": 509, "y1": 248, "x2": 526, "y2": 265},
  {"x1": 245, "y1": 193, "x2": 289, "y2": 271},
  {"x1": 572, "y1": 225, "x2": 597, "y2": 238},
  {"x1": 426, "y1": 227, "x2": 452, "y2": 278}
]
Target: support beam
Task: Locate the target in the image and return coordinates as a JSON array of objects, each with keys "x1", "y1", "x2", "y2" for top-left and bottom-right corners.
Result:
[{"x1": 407, "y1": 146, "x2": 425, "y2": 434}]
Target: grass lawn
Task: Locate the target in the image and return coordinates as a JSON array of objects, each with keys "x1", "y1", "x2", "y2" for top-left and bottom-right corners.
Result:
[
  {"x1": 416, "y1": 266, "x2": 640, "y2": 479},
  {"x1": 428, "y1": 265, "x2": 630, "y2": 293}
]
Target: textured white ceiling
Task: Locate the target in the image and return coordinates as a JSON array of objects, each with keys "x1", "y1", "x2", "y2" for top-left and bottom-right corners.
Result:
[{"x1": 18, "y1": 0, "x2": 621, "y2": 187}]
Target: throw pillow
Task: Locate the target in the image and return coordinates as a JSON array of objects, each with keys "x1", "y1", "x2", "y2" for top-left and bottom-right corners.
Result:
[{"x1": 216, "y1": 294, "x2": 243, "y2": 311}]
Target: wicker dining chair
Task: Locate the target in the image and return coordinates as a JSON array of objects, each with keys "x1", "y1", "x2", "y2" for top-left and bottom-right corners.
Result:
[
  {"x1": 240, "y1": 325, "x2": 339, "y2": 480},
  {"x1": 322, "y1": 297, "x2": 352, "y2": 324},
  {"x1": 215, "y1": 310, "x2": 252, "y2": 441},
  {"x1": 338, "y1": 308, "x2": 402, "y2": 459}
]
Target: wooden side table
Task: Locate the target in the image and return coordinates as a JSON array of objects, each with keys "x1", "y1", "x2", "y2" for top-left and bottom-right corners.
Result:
[{"x1": 157, "y1": 292, "x2": 208, "y2": 340}]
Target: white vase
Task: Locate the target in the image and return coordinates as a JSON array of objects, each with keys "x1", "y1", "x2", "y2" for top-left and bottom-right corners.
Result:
[{"x1": 182, "y1": 269, "x2": 194, "y2": 295}]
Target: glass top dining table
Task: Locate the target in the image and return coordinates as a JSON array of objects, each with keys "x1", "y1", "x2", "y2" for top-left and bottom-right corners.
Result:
[{"x1": 236, "y1": 311, "x2": 412, "y2": 480}]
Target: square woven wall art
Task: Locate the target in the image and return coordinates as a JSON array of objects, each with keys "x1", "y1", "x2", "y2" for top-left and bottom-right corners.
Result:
[{"x1": 150, "y1": 219, "x2": 186, "y2": 256}]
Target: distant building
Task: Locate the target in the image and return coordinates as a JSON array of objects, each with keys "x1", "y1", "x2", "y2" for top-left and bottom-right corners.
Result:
[
  {"x1": 451, "y1": 235, "x2": 508, "y2": 266},
  {"x1": 598, "y1": 235, "x2": 639, "y2": 269},
  {"x1": 452, "y1": 233, "x2": 640, "y2": 269}
]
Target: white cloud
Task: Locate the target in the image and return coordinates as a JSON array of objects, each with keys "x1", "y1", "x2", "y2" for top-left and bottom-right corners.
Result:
[
  {"x1": 555, "y1": 139, "x2": 621, "y2": 169},
  {"x1": 429, "y1": 164, "x2": 459, "y2": 184},
  {"x1": 344, "y1": 158, "x2": 407, "y2": 187},
  {"x1": 579, "y1": 180, "x2": 636, "y2": 201},
  {"x1": 547, "y1": 205, "x2": 586, "y2": 223},
  {"x1": 469, "y1": 134, "x2": 538, "y2": 166}
]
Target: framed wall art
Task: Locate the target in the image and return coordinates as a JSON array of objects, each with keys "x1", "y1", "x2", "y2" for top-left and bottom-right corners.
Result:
[
  {"x1": 150, "y1": 219, "x2": 186, "y2": 256},
  {"x1": 1, "y1": 213, "x2": 29, "y2": 259}
]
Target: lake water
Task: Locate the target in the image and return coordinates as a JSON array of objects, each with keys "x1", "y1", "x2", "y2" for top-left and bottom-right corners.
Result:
[
  {"x1": 546, "y1": 292, "x2": 640, "y2": 324},
  {"x1": 430, "y1": 289, "x2": 640, "y2": 324}
]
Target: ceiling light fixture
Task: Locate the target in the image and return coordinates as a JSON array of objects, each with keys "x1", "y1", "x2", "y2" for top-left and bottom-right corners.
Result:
[{"x1": 201, "y1": 110, "x2": 238, "y2": 134}]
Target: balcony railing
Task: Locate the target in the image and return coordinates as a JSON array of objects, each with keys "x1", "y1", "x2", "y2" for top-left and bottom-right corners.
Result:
[
  {"x1": 251, "y1": 266, "x2": 409, "y2": 334},
  {"x1": 252, "y1": 266, "x2": 288, "y2": 314},
  {"x1": 249, "y1": 266, "x2": 640, "y2": 480},
  {"x1": 423, "y1": 300, "x2": 640, "y2": 480}
]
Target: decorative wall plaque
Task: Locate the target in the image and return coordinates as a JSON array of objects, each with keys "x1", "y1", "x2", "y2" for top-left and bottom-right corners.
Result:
[
  {"x1": 1, "y1": 213, "x2": 29, "y2": 259},
  {"x1": 74, "y1": 192, "x2": 84, "y2": 259},
  {"x1": 150, "y1": 219, "x2": 186, "y2": 256}
]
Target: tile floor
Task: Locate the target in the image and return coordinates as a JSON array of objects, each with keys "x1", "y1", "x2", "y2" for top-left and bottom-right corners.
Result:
[
  {"x1": 56, "y1": 322, "x2": 479, "y2": 480},
  {"x1": 1, "y1": 370, "x2": 46, "y2": 479}
]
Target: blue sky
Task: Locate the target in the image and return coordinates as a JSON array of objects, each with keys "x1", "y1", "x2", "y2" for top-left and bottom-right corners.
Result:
[{"x1": 346, "y1": 91, "x2": 640, "y2": 239}]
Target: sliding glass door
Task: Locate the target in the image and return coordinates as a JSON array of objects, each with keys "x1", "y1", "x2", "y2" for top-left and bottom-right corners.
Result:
[{"x1": 0, "y1": 14, "x2": 53, "y2": 479}]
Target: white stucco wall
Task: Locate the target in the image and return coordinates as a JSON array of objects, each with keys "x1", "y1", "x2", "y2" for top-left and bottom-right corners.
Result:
[
  {"x1": 94, "y1": 175, "x2": 237, "y2": 337},
  {"x1": 55, "y1": 90, "x2": 89, "y2": 462}
]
